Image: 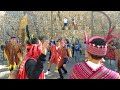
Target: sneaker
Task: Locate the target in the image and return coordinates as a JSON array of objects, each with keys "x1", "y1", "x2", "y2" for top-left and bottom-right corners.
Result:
[
  {"x1": 57, "y1": 77, "x2": 63, "y2": 79},
  {"x1": 63, "y1": 71, "x2": 67, "y2": 74},
  {"x1": 45, "y1": 71, "x2": 51, "y2": 75},
  {"x1": 63, "y1": 64, "x2": 66, "y2": 67},
  {"x1": 54, "y1": 70, "x2": 58, "y2": 73}
]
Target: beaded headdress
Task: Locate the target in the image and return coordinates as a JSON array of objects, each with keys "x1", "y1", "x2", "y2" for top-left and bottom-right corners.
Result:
[{"x1": 84, "y1": 26, "x2": 120, "y2": 56}]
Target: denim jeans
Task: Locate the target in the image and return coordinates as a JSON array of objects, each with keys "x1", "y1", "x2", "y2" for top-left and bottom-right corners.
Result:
[
  {"x1": 105, "y1": 59, "x2": 118, "y2": 72},
  {"x1": 64, "y1": 23, "x2": 67, "y2": 27},
  {"x1": 64, "y1": 58, "x2": 68, "y2": 64},
  {"x1": 74, "y1": 51, "x2": 81, "y2": 62}
]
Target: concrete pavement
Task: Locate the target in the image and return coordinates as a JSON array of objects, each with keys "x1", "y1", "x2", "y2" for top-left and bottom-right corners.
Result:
[{"x1": 0, "y1": 52, "x2": 118, "y2": 79}]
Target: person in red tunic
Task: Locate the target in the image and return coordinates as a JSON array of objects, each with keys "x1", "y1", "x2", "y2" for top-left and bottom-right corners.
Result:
[
  {"x1": 45, "y1": 38, "x2": 59, "y2": 75},
  {"x1": 45, "y1": 38, "x2": 67, "y2": 79},
  {"x1": 4, "y1": 36, "x2": 22, "y2": 71},
  {"x1": 45, "y1": 37, "x2": 65, "y2": 75},
  {"x1": 106, "y1": 41, "x2": 116, "y2": 60},
  {"x1": 114, "y1": 41, "x2": 120, "y2": 72},
  {"x1": 57, "y1": 39, "x2": 68, "y2": 79},
  {"x1": 106, "y1": 40, "x2": 118, "y2": 72},
  {"x1": 69, "y1": 27, "x2": 120, "y2": 79}
]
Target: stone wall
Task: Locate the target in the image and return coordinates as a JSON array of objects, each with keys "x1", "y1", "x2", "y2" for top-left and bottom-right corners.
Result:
[{"x1": 0, "y1": 11, "x2": 120, "y2": 44}]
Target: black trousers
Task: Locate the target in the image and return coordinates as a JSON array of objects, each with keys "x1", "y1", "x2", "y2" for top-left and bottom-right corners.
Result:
[
  {"x1": 72, "y1": 47, "x2": 74, "y2": 57},
  {"x1": 58, "y1": 65, "x2": 67, "y2": 79}
]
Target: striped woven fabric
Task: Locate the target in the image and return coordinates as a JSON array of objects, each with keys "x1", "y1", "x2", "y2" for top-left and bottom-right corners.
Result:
[
  {"x1": 69, "y1": 62, "x2": 119, "y2": 79},
  {"x1": 86, "y1": 43, "x2": 107, "y2": 56}
]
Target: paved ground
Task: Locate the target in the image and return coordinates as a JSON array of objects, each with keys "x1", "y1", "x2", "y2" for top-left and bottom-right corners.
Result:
[
  {"x1": 44, "y1": 52, "x2": 86, "y2": 79},
  {"x1": 0, "y1": 61, "x2": 10, "y2": 79},
  {"x1": 0, "y1": 51, "x2": 85, "y2": 79},
  {"x1": 0, "y1": 51, "x2": 118, "y2": 79}
]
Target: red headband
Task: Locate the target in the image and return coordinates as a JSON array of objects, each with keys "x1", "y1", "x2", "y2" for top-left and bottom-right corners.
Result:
[
  {"x1": 86, "y1": 43, "x2": 107, "y2": 56},
  {"x1": 84, "y1": 26, "x2": 120, "y2": 56},
  {"x1": 26, "y1": 44, "x2": 42, "y2": 59}
]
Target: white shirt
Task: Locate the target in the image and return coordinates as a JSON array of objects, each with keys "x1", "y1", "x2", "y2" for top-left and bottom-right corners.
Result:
[
  {"x1": 64, "y1": 18, "x2": 68, "y2": 23},
  {"x1": 72, "y1": 19, "x2": 76, "y2": 24},
  {"x1": 56, "y1": 46, "x2": 60, "y2": 50},
  {"x1": 86, "y1": 61, "x2": 102, "y2": 71}
]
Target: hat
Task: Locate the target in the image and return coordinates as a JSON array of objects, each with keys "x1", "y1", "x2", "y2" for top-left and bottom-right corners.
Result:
[
  {"x1": 84, "y1": 26, "x2": 120, "y2": 56},
  {"x1": 10, "y1": 35, "x2": 16, "y2": 39}
]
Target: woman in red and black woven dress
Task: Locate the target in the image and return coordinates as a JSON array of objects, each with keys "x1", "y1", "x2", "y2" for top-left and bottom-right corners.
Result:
[{"x1": 106, "y1": 41, "x2": 118, "y2": 72}]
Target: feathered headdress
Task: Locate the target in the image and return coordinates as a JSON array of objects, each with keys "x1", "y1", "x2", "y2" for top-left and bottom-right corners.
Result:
[
  {"x1": 84, "y1": 26, "x2": 120, "y2": 56},
  {"x1": 18, "y1": 14, "x2": 28, "y2": 45}
]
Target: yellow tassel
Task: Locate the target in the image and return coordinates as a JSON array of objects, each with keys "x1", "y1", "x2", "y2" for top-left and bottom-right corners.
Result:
[
  {"x1": 13, "y1": 62, "x2": 16, "y2": 69},
  {"x1": 18, "y1": 56, "x2": 22, "y2": 68},
  {"x1": 4, "y1": 49, "x2": 10, "y2": 66},
  {"x1": 56, "y1": 66, "x2": 58, "y2": 70},
  {"x1": 4, "y1": 50, "x2": 17, "y2": 70},
  {"x1": 9, "y1": 65, "x2": 13, "y2": 70}
]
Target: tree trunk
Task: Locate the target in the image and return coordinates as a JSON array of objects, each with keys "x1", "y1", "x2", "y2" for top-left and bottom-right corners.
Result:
[{"x1": 91, "y1": 11, "x2": 94, "y2": 37}]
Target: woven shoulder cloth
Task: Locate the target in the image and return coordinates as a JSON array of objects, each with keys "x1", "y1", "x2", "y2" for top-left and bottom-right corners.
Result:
[
  {"x1": 70, "y1": 62, "x2": 119, "y2": 79},
  {"x1": 87, "y1": 64, "x2": 119, "y2": 79}
]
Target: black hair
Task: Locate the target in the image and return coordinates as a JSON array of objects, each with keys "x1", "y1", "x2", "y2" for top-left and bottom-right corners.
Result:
[
  {"x1": 12, "y1": 37, "x2": 16, "y2": 38},
  {"x1": 31, "y1": 38, "x2": 39, "y2": 44},
  {"x1": 65, "y1": 39, "x2": 69, "y2": 44},
  {"x1": 88, "y1": 38, "x2": 106, "y2": 60},
  {"x1": 88, "y1": 53, "x2": 105, "y2": 60},
  {"x1": 53, "y1": 41, "x2": 55, "y2": 44},
  {"x1": 26, "y1": 40, "x2": 31, "y2": 44},
  {"x1": 90, "y1": 38, "x2": 106, "y2": 46},
  {"x1": 56, "y1": 39, "x2": 60, "y2": 42},
  {"x1": 55, "y1": 39, "x2": 60, "y2": 45},
  {"x1": 38, "y1": 36, "x2": 44, "y2": 41}
]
